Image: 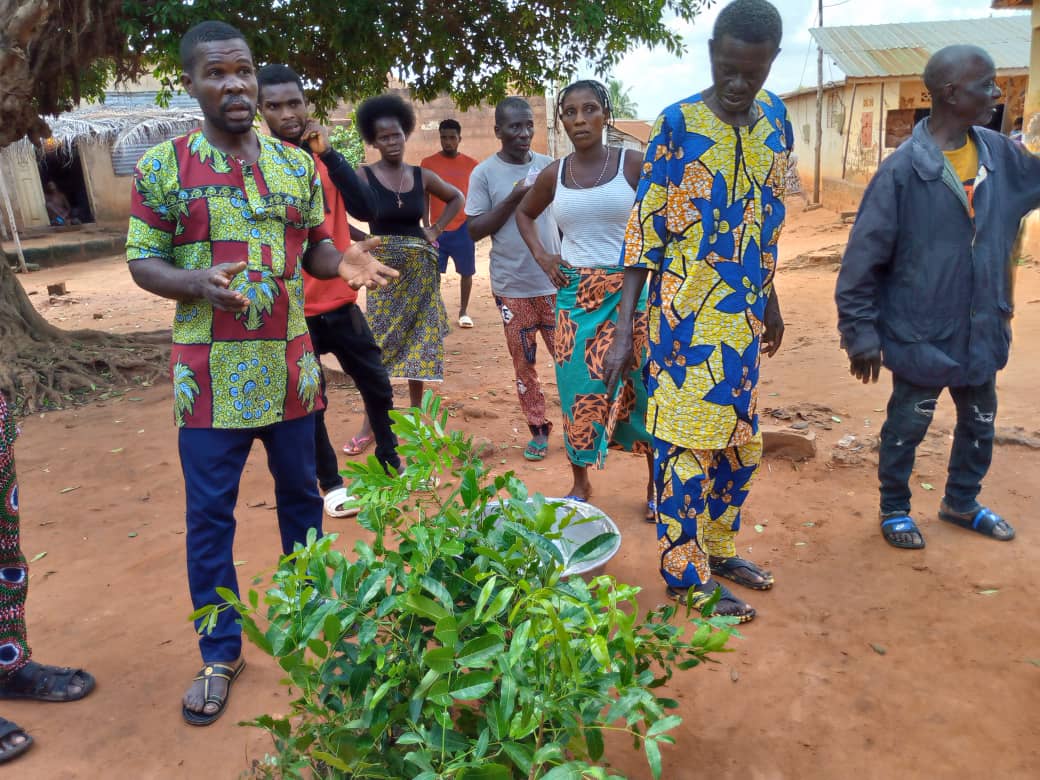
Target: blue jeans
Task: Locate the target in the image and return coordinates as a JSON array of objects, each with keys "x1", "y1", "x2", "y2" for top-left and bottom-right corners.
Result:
[
  {"x1": 878, "y1": 375, "x2": 997, "y2": 517},
  {"x1": 178, "y1": 415, "x2": 322, "y2": 662}
]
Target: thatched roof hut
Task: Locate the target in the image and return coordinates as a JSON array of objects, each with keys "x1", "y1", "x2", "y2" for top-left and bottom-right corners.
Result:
[{"x1": 5, "y1": 104, "x2": 202, "y2": 166}]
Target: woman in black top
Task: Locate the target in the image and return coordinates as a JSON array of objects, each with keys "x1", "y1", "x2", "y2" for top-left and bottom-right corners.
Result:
[{"x1": 346, "y1": 94, "x2": 464, "y2": 453}]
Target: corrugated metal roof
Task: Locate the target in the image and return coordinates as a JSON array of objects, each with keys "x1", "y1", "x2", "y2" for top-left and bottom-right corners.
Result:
[{"x1": 811, "y1": 16, "x2": 1031, "y2": 79}]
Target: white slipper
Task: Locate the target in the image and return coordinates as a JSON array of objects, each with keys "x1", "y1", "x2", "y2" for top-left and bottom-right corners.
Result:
[
  {"x1": 458, "y1": 315, "x2": 474, "y2": 328},
  {"x1": 324, "y1": 487, "x2": 360, "y2": 518}
]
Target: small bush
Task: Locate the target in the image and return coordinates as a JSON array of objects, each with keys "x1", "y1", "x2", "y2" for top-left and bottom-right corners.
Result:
[{"x1": 198, "y1": 394, "x2": 735, "y2": 779}]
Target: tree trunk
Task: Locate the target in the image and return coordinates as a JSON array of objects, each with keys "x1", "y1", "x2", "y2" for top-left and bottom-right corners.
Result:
[{"x1": 0, "y1": 258, "x2": 167, "y2": 413}]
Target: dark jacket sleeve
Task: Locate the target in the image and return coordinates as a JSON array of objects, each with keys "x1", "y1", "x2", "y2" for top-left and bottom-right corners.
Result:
[
  {"x1": 317, "y1": 148, "x2": 377, "y2": 221},
  {"x1": 835, "y1": 164, "x2": 900, "y2": 359}
]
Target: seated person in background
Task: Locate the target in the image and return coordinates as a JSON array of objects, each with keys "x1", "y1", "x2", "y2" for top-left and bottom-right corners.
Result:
[{"x1": 43, "y1": 181, "x2": 81, "y2": 226}]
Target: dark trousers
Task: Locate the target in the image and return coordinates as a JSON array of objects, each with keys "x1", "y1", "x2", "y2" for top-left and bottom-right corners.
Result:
[
  {"x1": 179, "y1": 415, "x2": 322, "y2": 662},
  {"x1": 306, "y1": 303, "x2": 400, "y2": 489},
  {"x1": 878, "y1": 374, "x2": 997, "y2": 516}
]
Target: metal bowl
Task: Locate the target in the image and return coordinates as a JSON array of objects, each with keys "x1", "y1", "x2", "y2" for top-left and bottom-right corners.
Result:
[{"x1": 482, "y1": 497, "x2": 621, "y2": 578}]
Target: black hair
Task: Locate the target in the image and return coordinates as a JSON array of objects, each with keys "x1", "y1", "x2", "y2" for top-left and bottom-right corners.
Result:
[
  {"x1": 495, "y1": 96, "x2": 532, "y2": 125},
  {"x1": 713, "y1": 0, "x2": 783, "y2": 50},
  {"x1": 179, "y1": 20, "x2": 247, "y2": 72},
  {"x1": 439, "y1": 119, "x2": 462, "y2": 133},
  {"x1": 356, "y1": 94, "x2": 416, "y2": 143},
  {"x1": 256, "y1": 64, "x2": 304, "y2": 100},
  {"x1": 554, "y1": 79, "x2": 613, "y2": 130}
]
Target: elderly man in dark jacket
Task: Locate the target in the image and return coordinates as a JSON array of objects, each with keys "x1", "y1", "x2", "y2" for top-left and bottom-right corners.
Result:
[{"x1": 837, "y1": 44, "x2": 1040, "y2": 550}]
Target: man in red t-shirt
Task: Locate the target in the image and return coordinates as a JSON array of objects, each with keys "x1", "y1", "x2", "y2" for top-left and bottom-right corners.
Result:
[
  {"x1": 258, "y1": 64, "x2": 400, "y2": 518},
  {"x1": 421, "y1": 120, "x2": 479, "y2": 328}
]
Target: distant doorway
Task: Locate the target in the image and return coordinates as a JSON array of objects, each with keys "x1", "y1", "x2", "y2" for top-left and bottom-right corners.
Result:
[{"x1": 37, "y1": 142, "x2": 93, "y2": 226}]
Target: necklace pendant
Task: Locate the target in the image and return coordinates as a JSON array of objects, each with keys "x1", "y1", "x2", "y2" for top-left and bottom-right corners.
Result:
[{"x1": 396, "y1": 196, "x2": 403, "y2": 208}]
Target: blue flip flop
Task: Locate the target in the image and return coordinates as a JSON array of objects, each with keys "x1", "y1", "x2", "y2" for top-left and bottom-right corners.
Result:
[{"x1": 938, "y1": 505, "x2": 1015, "y2": 541}]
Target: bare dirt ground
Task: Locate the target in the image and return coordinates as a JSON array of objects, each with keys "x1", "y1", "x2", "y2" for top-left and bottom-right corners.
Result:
[{"x1": 5, "y1": 206, "x2": 1039, "y2": 778}]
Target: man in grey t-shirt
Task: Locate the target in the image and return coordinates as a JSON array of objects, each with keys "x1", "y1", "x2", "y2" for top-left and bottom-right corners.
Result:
[{"x1": 467, "y1": 97, "x2": 559, "y2": 462}]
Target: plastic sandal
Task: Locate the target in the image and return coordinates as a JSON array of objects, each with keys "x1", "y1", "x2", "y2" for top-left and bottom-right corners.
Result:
[
  {"x1": 324, "y1": 487, "x2": 360, "y2": 518},
  {"x1": 0, "y1": 718, "x2": 32, "y2": 764},
  {"x1": 182, "y1": 661, "x2": 246, "y2": 727},
  {"x1": 880, "y1": 515, "x2": 926, "y2": 549},
  {"x1": 938, "y1": 505, "x2": 1015, "y2": 541},
  {"x1": 343, "y1": 434, "x2": 375, "y2": 456}
]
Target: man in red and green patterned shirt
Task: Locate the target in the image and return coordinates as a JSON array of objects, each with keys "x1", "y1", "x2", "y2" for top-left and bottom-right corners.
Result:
[{"x1": 126, "y1": 20, "x2": 395, "y2": 726}]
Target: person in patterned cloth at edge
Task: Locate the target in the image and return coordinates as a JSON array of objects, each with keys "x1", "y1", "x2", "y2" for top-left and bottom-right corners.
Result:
[
  {"x1": 256, "y1": 63, "x2": 402, "y2": 519},
  {"x1": 126, "y1": 21, "x2": 395, "y2": 726},
  {"x1": 604, "y1": 0, "x2": 791, "y2": 622},
  {"x1": 0, "y1": 393, "x2": 96, "y2": 764}
]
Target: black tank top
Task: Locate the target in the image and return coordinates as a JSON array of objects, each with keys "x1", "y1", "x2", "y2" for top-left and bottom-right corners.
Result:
[{"x1": 363, "y1": 166, "x2": 426, "y2": 239}]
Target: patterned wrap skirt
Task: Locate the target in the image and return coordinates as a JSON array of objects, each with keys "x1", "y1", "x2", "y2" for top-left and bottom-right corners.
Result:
[
  {"x1": 554, "y1": 266, "x2": 652, "y2": 467},
  {"x1": 367, "y1": 235, "x2": 449, "y2": 382}
]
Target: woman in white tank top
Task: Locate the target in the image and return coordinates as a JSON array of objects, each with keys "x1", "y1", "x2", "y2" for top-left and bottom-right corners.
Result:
[{"x1": 516, "y1": 80, "x2": 653, "y2": 518}]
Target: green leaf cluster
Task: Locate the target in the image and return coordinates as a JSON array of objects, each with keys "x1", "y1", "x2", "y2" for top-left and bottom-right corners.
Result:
[
  {"x1": 329, "y1": 123, "x2": 365, "y2": 168},
  {"x1": 116, "y1": 1, "x2": 716, "y2": 119},
  {"x1": 196, "y1": 392, "x2": 734, "y2": 779}
]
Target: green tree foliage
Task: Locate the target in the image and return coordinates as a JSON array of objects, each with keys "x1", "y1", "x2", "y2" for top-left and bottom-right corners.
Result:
[
  {"x1": 607, "y1": 77, "x2": 639, "y2": 119},
  {"x1": 1, "y1": 0, "x2": 715, "y2": 146},
  {"x1": 329, "y1": 123, "x2": 365, "y2": 167}
]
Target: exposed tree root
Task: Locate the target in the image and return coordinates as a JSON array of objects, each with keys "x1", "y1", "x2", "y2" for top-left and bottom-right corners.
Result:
[{"x1": 1, "y1": 261, "x2": 167, "y2": 414}]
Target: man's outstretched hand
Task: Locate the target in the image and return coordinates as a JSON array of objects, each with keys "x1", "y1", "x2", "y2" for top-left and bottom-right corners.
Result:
[
  {"x1": 196, "y1": 261, "x2": 249, "y2": 312},
  {"x1": 849, "y1": 350, "x2": 882, "y2": 384},
  {"x1": 337, "y1": 237, "x2": 398, "y2": 289}
]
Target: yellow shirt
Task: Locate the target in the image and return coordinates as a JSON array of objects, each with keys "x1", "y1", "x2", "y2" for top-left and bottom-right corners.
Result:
[{"x1": 943, "y1": 137, "x2": 978, "y2": 215}]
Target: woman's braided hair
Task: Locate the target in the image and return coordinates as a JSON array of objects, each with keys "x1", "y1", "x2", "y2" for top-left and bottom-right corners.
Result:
[{"x1": 554, "y1": 79, "x2": 614, "y2": 131}]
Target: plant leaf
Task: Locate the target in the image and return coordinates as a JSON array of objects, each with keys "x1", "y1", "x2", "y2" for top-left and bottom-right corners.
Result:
[
  {"x1": 646, "y1": 714, "x2": 682, "y2": 737},
  {"x1": 645, "y1": 737, "x2": 663, "y2": 780},
  {"x1": 568, "y1": 531, "x2": 618, "y2": 567},
  {"x1": 450, "y1": 671, "x2": 495, "y2": 700},
  {"x1": 424, "y1": 646, "x2": 456, "y2": 674},
  {"x1": 585, "y1": 725, "x2": 604, "y2": 761},
  {"x1": 402, "y1": 592, "x2": 450, "y2": 622},
  {"x1": 456, "y1": 635, "x2": 505, "y2": 669},
  {"x1": 458, "y1": 765, "x2": 511, "y2": 780}
]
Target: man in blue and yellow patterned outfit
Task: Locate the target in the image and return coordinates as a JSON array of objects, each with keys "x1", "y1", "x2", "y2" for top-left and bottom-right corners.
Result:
[{"x1": 606, "y1": 0, "x2": 791, "y2": 622}]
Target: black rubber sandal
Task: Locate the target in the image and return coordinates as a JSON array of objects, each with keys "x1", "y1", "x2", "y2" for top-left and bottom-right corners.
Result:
[
  {"x1": 0, "y1": 661, "x2": 96, "y2": 702},
  {"x1": 667, "y1": 582, "x2": 756, "y2": 624},
  {"x1": 938, "y1": 505, "x2": 1015, "y2": 541},
  {"x1": 182, "y1": 660, "x2": 246, "y2": 727},
  {"x1": 0, "y1": 718, "x2": 33, "y2": 764},
  {"x1": 645, "y1": 500, "x2": 657, "y2": 524},
  {"x1": 709, "y1": 555, "x2": 775, "y2": 590},
  {"x1": 880, "y1": 515, "x2": 926, "y2": 549}
]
